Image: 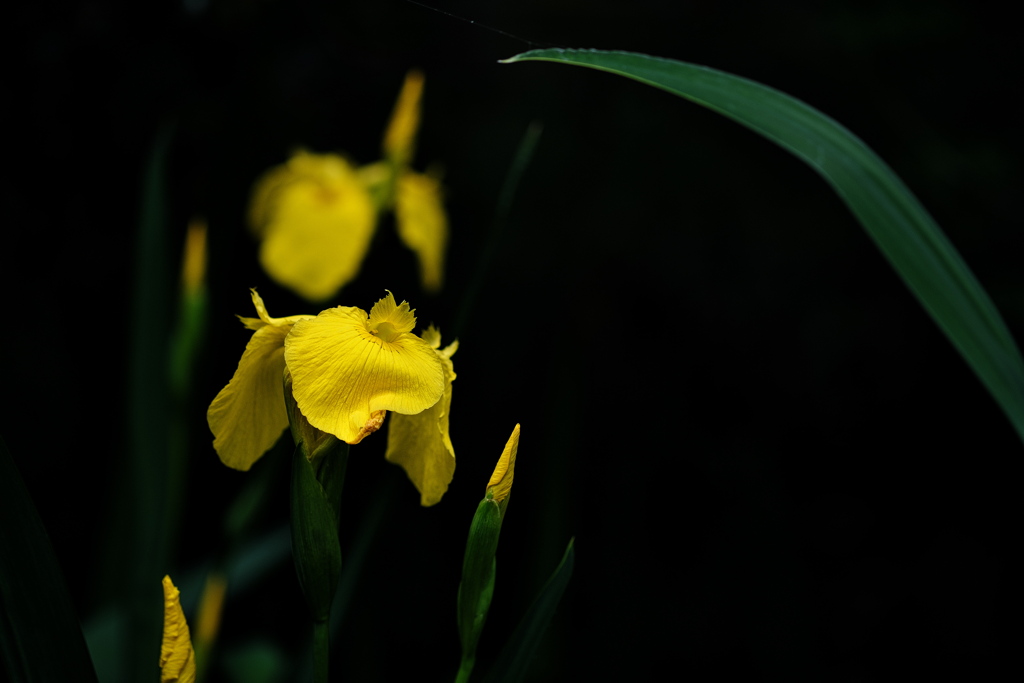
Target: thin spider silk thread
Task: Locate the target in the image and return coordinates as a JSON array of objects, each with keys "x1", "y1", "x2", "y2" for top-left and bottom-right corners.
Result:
[{"x1": 402, "y1": 0, "x2": 565, "y2": 49}]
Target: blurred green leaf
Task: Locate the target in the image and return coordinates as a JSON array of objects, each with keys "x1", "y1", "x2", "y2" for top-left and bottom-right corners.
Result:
[
  {"x1": 222, "y1": 640, "x2": 289, "y2": 683},
  {"x1": 454, "y1": 121, "x2": 542, "y2": 340},
  {"x1": 82, "y1": 606, "x2": 127, "y2": 683},
  {"x1": 482, "y1": 539, "x2": 574, "y2": 683},
  {"x1": 503, "y1": 49, "x2": 1024, "y2": 443},
  {"x1": 85, "y1": 524, "x2": 292, "y2": 683},
  {"x1": 93, "y1": 119, "x2": 181, "y2": 683},
  {"x1": 0, "y1": 436, "x2": 99, "y2": 683},
  {"x1": 125, "y1": 119, "x2": 177, "y2": 683}
]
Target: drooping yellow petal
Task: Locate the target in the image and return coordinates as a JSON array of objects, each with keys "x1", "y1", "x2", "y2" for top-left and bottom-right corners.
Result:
[
  {"x1": 386, "y1": 326, "x2": 458, "y2": 506},
  {"x1": 160, "y1": 576, "x2": 196, "y2": 683},
  {"x1": 208, "y1": 292, "x2": 315, "y2": 470},
  {"x1": 487, "y1": 424, "x2": 520, "y2": 503},
  {"x1": 382, "y1": 69, "x2": 425, "y2": 168},
  {"x1": 251, "y1": 151, "x2": 377, "y2": 302},
  {"x1": 284, "y1": 292, "x2": 444, "y2": 444},
  {"x1": 395, "y1": 170, "x2": 448, "y2": 293}
]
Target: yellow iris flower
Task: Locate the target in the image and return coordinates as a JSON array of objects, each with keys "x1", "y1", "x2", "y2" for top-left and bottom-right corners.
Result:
[
  {"x1": 160, "y1": 576, "x2": 196, "y2": 683},
  {"x1": 208, "y1": 290, "x2": 456, "y2": 504},
  {"x1": 249, "y1": 151, "x2": 376, "y2": 302},
  {"x1": 249, "y1": 70, "x2": 448, "y2": 302}
]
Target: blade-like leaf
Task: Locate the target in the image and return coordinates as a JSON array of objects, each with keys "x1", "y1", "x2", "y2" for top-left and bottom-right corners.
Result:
[
  {"x1": 482, "y1": 539, "x2": 574, "y2": 683},
  {"x1": 502, "y1": 48, "x2": 1024, "y2": 442},
  {"x1": 453, "y1": 120, "x2": 542, "y2": 340},
  {"x1": 0, "y1": 436, "x2": 99, "y2": 683}
]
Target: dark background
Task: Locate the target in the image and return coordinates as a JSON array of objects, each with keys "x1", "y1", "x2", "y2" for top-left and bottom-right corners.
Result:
[{"x1": 4, "y1": 0, "x2": 1020, "y2": 681}]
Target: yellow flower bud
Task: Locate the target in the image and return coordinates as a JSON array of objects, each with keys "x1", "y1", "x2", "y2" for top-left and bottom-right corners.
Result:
[
  {"x1": 180, "y1": 217, "x2": 207, "y2": 296},
  {"x1": 160, "y1": 576, "x2": 196, "y2": 683},
  {"x1": 487, "y1": 424, "x2": 520, "y2": 504}
]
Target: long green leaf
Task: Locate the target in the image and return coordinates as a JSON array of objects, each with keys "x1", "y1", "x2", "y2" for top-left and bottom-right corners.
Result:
[
  {"x1": 482, "y1": 539, "x2": 574, "y2": 683},
  {"x1": 0, "y1": 436, "x2": 99, "y2": 683},
  {"x1": 502, "y1": 49, "x2": 1024, "y2": 442}
]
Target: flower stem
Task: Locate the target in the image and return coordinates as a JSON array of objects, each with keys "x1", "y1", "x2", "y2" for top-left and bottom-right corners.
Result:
[
  {"x1": 313, "y1": 620, "x2": 330, "y2": 683},
  {"x1": 455, "y1": 656, "x2": 475, "y2": 683}
]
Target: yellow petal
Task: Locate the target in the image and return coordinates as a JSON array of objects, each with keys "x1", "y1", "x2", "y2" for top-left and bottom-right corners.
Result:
[
  {"x1": 248, "y1": 162, "x2": 299, "y2": 238},
  {"x1": 208, "y1": 292, "x2": 314, "y2": 470},
  {"x1": 160, "y1": 576, "x2": 196, "y2": 683},
  {"x1": 284, "y1": 292, "x2": 445, "y2": 444},
  {"x1": 487, "y1": 424, "x2": 520, "y2": 503},
  {"x1": 239, "y1": 288, "x2": 314, "y2": 330},
  {"x1": 386, "y1": 327, "x2": 457, "y2": 506},
  {"x1": 395, "y1": 170, "x2": 448, "y2": 293},
  {"x1": 367, "y1": 288, "x2": 417, "y2": 336},
  {"x1": 382, "y1": 70, "x2": 425, "y2": 167},
  {"x1": 251, "y1": 151, "x2": 377, "y2": 302}
]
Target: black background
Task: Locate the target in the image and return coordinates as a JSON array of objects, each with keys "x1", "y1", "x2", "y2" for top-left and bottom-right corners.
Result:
[{"x1": 4, "y1": 1, "x2": 1020, "y2": 680}]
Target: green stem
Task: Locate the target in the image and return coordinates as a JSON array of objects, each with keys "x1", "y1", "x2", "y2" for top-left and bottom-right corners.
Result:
[
  {"x1": 455, "y1": 656, "x2": 474, "y2": 683},
  {"x1": 313, "y1": 620, "x2": 330, "y2": 683}
]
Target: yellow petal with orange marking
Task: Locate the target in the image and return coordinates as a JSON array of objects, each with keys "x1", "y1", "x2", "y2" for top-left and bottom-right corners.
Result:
[{"x1": 284, "y1": 292, "x2": 444, "y2": 444}]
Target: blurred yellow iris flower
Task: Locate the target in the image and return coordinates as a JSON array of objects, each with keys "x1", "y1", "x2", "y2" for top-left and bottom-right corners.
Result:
[
  {"x1": 249, "y1": 70, "x2": 448, "y2": 302},
  {"x1": 160, "y1": 576, "x2": 196, "y2": 683},
  {"x1": 208, "y1": 290, "x2": 456, "y2": 504},
  {"x1": 249, "y1": 151, "x2": 376, "y2": 302}
]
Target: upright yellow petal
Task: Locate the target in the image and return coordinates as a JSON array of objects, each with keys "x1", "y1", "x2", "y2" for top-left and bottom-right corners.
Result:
[
  {"x1": 386, "y1": 326, "x2": 457, "y2": 506},
  {"x1": 395, "y1": 170, "x2": 448, "y2": 293},
  {"x1": 487, "y1": 424, "x2": 520, "y2": 503},
  {"x1": 239, "y1": 288, "x2": 313, "y2": 330},
  {"x1": 251, "y1": 151, "x2": 377, "y2": 302},
  {"x1": 284, "y1": 292, "x2": 444, "y2": 444},
  {"x1": 160, "y1": 576, "x2": 196, "y2": 683},
  {"x1": 208, "y1": 292, "x2": 315, "y2": 470},
  {"x1": 366, "y1": 289, "x2": 417, "y2": 335},
  {"x1": 382, "y1": 69, "x2": 425, "y2": 167}
]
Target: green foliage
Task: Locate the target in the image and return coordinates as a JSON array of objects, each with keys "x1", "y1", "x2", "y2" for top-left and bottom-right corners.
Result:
[
  {"x1": 0, "y1": 436, "x2": 99, "y2": 683},
  {"x1": 502, "y1": 48, "x2": 1024, "y2": 444},
  {"x1": 457, "y1": 497, "x2": 503, "y2": 681},
  {"x1": 289, "y1": 442, "x2": 348, "y2": 624},
  {"x1": 483, "y1": 539, "x2": 575, "y2": 683}
]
